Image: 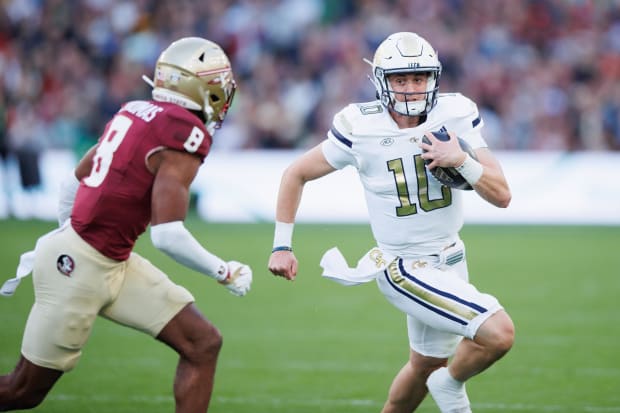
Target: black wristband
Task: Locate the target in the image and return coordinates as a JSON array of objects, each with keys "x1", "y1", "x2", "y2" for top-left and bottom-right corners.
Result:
[{"x1": 272, "y1": 246, "x2": 293, "y2": 253}]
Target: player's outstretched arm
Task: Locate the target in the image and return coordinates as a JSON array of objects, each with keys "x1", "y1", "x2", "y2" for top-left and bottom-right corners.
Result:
[
  {"x1": 151, "y1": 221, "x2": 252, "y2": 296},
  {"x1": 149, "y1": 149, "x2": 252, "y2": 295},
  {"x1": 268, "y1": 145, "x2": 336, "y2": 281}
]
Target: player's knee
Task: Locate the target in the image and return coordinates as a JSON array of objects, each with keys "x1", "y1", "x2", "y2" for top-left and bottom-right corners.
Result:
[
  {"x1": 476, "y1": 310, "x2": 515, "y2": 358},
  {"x1": 498, "y1": 320, "x2": 515, "y2": 354},
  {"x1": 490, "y1": 313, "x2": 515, "y2": 356},
  {"x1": 186, "y1": 323, "x2": 223, "y2": 363},
  {"x1": 203, "y1": 325, "x2": 223, "y2": 356}
]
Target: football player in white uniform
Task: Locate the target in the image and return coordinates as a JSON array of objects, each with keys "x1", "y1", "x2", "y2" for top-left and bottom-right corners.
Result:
[{"x1": 268, "y1": 32, "x2": 514, "y2": 413}]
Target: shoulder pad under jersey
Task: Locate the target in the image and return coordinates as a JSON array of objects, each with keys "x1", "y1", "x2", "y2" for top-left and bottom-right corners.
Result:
[
  {"x1": 155, "y1": 103, "x2": 212, "y2": 160},
  {"x1": 434, "y1": 93, "x2": 482, "y2": 129},
  {"x1": 330, "y1": 100, "x2": 399, "y2": 145}
]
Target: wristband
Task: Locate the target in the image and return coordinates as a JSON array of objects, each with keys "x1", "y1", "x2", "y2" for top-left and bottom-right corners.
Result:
[
  {"x1": 455, "y1": 154, "x2": 483, "y2": 186},
  {"x1": 272, "y1": 246, "x2": 293, "y2": 253},
  {"x1": 273, "y1": 221, "x2": 294, "y2": 249}
]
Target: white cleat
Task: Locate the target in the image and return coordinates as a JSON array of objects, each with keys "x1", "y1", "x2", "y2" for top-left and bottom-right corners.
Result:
[{"x1": 426, "y1": 367, "x2": 472, "y2": 413}]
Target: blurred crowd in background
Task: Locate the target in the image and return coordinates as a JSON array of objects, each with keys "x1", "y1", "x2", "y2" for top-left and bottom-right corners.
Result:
[{"x1": 1, "y1": 0, "x2": 620, "y2": 199}]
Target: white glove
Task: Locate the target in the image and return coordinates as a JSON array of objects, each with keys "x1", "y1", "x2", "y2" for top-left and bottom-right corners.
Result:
[{"x1": 219, "y1": 261, "x2": 252, "y2": 296}]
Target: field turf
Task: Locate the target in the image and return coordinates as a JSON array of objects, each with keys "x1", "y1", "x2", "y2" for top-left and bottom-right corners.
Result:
[{"x1": 0, "y1": 218, "x2": 619, "y2": 412}]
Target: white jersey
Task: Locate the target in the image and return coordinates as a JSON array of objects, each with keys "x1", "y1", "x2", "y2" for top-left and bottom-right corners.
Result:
[{"x1": 322, "y1": 93, "x2": 486, "y2": 257}]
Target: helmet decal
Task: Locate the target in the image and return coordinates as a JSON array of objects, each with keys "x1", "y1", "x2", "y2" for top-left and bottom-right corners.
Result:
[{"x1": 395, "y1": 35, "x2": 424, "y2": 58}]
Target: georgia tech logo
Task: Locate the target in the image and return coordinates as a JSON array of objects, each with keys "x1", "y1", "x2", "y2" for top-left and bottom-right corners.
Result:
[
  {"x1": 369, "y1": 248, "x2": 386, "y2": 268},
  {"x1": 380, "y1": 137, "x2": 394, "y2": 146},
  {"x1": 56, "y1": 255, "x2": 75, "y2": 277}
]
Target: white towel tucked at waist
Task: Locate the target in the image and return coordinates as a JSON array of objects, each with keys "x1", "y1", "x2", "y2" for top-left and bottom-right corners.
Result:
[
  {"x1": 1, "y1": 221, "x2": 68, "y2": 296},
  {"x1": 320, "y1": 246, "x2": 395, "y2": 286}
]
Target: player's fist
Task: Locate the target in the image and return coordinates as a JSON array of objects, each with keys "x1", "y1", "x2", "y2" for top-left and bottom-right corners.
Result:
[
  {"x1": 268, "y1": 250, "x2": 298, "y2": 281},
  {"x1": 219, "y1": 261, "x2": 252, "y2": 296}
]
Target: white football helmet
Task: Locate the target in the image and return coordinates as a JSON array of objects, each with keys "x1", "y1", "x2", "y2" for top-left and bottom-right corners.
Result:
[
  {"x1": 366, "y1": 32, "x2": 441, "y2": 117},
  {"x1": 143, "y1": 37, "x2": 236, "y2": 134}
]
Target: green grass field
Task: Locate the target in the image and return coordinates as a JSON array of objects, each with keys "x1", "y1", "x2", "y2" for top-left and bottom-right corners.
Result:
[{"x1": 1, "y1": 218, "x2": 619, "y2": 412}]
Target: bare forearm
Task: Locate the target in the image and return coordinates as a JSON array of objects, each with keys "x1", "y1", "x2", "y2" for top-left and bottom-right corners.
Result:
[
  {"x1": 472, "y1": 151, "x2": 511, "y2": 208},
  {"x1": 473, "y1": 168, "x2": 511, "y2": 208},
  {"x1": 275, "y1": 170, "x2": 305, "y2": 223},
  {"x1": 275, "y1": 145, "x2": 336, "y2": 223}
]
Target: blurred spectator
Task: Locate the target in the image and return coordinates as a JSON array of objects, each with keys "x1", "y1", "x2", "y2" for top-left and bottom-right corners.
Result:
[{"x1": 0, "y1": 0, "x2": 619, "y2": 155}]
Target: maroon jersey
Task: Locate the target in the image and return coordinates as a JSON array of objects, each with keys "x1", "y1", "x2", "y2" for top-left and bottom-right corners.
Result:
[{"x1": 72, "y1": 100, "x2": 211, "y2": 260}]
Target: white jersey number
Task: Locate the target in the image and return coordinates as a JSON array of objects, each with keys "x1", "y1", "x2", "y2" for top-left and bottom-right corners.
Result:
[
  {"x1": 387, "y1": 155, "x2": 452, "y2": 216},
  {"x1": 183, "y1": 126, "x2": 205, "y2": 153},
  {"x1": 84, "y1": 115, "x2": 133, "y2": 188},
  {"x1": 84, "y1": 115, "x2": 205, "y2": 188}
]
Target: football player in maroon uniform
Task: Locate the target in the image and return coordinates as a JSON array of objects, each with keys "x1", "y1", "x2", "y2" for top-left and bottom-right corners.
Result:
[{"x1": 0, "y1": 37, "x2": 252, "y2": 413}]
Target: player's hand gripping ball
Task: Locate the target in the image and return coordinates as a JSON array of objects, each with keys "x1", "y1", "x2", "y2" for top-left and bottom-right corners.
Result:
[{"x1": 422, "y1": 131, "x2": 478, "y2": 190}]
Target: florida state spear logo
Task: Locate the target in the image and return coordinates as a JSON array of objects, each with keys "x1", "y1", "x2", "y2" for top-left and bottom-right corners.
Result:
[{"x1": 56, "y1": 255, "x2": 75, "y2": 277}]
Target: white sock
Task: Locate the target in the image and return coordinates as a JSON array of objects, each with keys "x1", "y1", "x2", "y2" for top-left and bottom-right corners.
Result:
[
  {"x1": 443, "y1": 367, "x2": 465, "y2": 389},
  {"x1": 427, "y1": 367, "x2": 471, "y2": 412}
]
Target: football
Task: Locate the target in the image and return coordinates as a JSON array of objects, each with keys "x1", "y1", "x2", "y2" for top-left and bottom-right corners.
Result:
[{"x1": 422, "y1": 131, "x2": 478, "y2": 190}]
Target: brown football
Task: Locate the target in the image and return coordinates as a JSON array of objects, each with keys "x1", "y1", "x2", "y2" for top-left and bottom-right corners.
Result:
[{"x1": 422, "y1": 131, "x2": 478, "y2": 190}]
